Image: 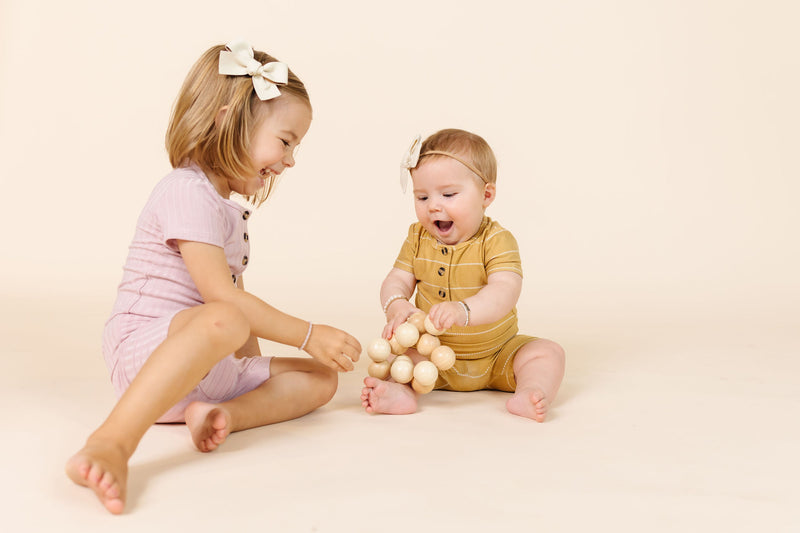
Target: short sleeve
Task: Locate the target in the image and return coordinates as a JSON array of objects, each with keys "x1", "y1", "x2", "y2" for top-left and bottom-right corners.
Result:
[
  {"x1": 154, "y1": 176, "x2": 228, "y2": 251},
  {"x1": 393, "y1": 223, "x2": 421, "y2": 274},
  {"x1": 484, "y1": 224, "x2": 523, "y2": 277}
]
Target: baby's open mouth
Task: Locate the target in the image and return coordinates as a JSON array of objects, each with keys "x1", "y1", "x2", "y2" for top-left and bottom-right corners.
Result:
[{"x1": 435, "y1": 220, "x2": 453, "y2": 232}]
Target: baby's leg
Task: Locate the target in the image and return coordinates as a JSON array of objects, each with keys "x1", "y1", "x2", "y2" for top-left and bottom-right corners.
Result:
[
  {"x1": 506, "y1": 339, "x2": 565, "y2": 422},
  {"x1": 66, "y1": 302, "x2": 250, "y2": 514},
  {"x1": 361, "y1": 377, "x2": 418, "y2": 414},
  {"x1": 361, "y1": 349, "x2": 428, "y2": 415},
  {"x1": 185, "y1": 356, "x2": 337, "y2": 451}
]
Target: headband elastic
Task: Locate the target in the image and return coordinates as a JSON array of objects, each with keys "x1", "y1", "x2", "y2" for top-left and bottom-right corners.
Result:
[{"x1": 399, "y1": 135, "x2": 489, "y2": 192}]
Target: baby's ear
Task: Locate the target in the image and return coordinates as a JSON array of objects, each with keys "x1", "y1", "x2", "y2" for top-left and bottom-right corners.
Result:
[{"x1": 483, "y1": 183, "x2": 496, "y2": 208}]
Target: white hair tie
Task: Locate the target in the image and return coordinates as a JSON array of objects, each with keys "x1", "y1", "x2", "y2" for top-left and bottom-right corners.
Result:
[
  {"x1": 399, "y1": 135, "x2": 422, "y2": 193},
  {"x1": 219, "y1": 40, "x2": 289, "y2": 101}
]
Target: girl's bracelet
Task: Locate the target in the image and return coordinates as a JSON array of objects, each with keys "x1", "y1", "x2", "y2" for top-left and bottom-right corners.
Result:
[
  {"x1": 382, "y1": 294, "x2": 407, "y2": 315},
  {"x1": 458, "y1": 301, "x2": 471, "y2": 327},
  {"x1": 299, "y1": 322, "x2": 313, "y2": 351}
]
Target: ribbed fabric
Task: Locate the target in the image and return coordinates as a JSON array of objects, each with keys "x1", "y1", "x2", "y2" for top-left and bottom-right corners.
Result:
[{"x1": 102, "y1": 166, "x2": 270, "y2": 422}]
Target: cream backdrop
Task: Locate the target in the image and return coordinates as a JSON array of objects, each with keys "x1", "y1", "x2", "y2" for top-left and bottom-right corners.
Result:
[
  {"x1": 1, "y1": 0, "x2": 799, "y2": 529},
  {"x1": 1, "y1": 0, "x2": 798, "y2": 333}
]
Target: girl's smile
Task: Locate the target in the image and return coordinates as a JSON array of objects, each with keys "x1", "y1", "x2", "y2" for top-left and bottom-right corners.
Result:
[{"x1": 208, "y1": 95, "x2": 312, "y2": 199}]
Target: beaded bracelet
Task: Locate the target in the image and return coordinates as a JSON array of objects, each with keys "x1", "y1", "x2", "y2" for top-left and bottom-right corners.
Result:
[
  {"x1": 382, "y1": 294, "x2": 407, "y2": 314},
  {"x1": 299, "y1": 322, "x2": 313, "y2": 351},
  {"x1": 458, "y1": 301, "x2": 471, "y2": 327}
]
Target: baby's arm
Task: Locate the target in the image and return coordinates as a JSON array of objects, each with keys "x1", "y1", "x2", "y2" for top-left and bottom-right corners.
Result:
[
  {"x1": 178, "y1": 240, "x2": 361, "y2": 371},
  {"x1": 380, "y1": 267, "x2": 420, "y2": 339},
  {"x1": 427, "y1": 271, "x2": 522, "y2": 331}
]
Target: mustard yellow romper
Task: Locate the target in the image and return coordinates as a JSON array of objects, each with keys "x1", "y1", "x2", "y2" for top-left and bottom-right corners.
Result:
[{"x1": 394, "y1": 216, "x2": 536, "y2": 392}]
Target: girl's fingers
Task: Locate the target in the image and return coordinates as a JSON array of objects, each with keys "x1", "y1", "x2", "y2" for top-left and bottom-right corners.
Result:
[{"x1": 338, "y1": 353, "x2": 354, "y2": 371}]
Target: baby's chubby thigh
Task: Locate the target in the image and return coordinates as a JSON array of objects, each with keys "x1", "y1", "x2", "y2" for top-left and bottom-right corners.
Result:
[{"x1": 435, "y1": 354, "x2": 499, "y2": 391}]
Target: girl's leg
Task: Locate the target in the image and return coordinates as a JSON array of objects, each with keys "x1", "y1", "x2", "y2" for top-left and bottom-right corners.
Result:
[
  {"x1": 65, "y1": 302, "x2": 249, "y2": 514},
  {"x1": 506, "y1": 338, "x2": 565, "y2": 422},
  {"x1": 184, "y1": 357, "x2": 338, "y2": 452}
]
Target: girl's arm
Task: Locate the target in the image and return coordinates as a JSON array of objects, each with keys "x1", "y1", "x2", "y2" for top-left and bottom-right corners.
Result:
[
  {"x1": 233, "y1": 275, "x2": 262, "y2": 358},
  {"x1": 177, "y1": 240, "x2": 361, "y2": 371},
  {"x1": 427, "y1": 271, "x2": 522, "y2": 332},
  {"x1": 380, "y1": 267, "x2": 419, "y2": 339}
]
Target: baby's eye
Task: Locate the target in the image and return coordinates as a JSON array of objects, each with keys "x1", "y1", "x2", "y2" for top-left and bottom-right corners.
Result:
[
  {"x1": 443, "y1": 192, "x2": 457, "y2": 198},
  {"x1": 416, "y1": 196, "x2": 428, "y2": 201},
  {"x1": 281, "y1": 139, "x2": 291, "y2": 148}
]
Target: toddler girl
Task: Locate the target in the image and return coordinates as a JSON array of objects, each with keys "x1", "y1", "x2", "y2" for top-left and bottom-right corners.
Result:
[
  {"x1": 66, "y1": 40, "x2": 361, "y2": 514},
  {"x1": 361, "y1": 129, "x2": 564, "y2": 420}
]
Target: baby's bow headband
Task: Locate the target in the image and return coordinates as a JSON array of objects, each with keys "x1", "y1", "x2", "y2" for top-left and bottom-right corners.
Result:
[
  {"x1": 219, "y1": 40, "x2": 289, "y2": 101},
  {"x1": 399, "y1": 135, "x2": 423, "y2": 193},
  {"x1": 399, "y1": 134, "x2": 489, "y2": 192}
]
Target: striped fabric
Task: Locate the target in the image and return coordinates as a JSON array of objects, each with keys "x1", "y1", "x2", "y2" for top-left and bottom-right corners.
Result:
[{"x1": 393, "y1": 217, "x2": 523, "y2": 360}]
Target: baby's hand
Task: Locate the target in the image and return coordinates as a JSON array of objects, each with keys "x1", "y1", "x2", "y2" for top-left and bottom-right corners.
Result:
[
  {"x1": 303, "y1": 324, "x2": 361, "y2": 372},
  {"x1": 383, "y1": 300, "x2": 421, "y2": 340},
  {"x1": 427, "y1": 302, "x2": 467, "y2": 332}
]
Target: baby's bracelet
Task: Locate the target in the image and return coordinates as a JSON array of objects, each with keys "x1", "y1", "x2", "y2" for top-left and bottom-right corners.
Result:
[
  {"x1": 299, "y1": 322, "x2": 313, "y2": 351},
  {"x1": 382, "y1": 294, "x2": 407, "y2": 315},
  {"x1": 458, "y1": 301, "x2": 471, "y2": 327}
]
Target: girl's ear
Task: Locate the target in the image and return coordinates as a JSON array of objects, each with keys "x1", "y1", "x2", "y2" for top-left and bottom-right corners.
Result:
[
  {"x1": 482, "y1": 182, "x2": 496, "y2": 208},
  {"x1": 214, "y1": 106, "x2": 229, "y2": 130}
]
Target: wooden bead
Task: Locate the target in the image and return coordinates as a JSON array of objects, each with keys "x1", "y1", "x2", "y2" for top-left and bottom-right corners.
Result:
[
  {"x1": 415, "y1": 333, "x2": 441, "y2": 356},
  {"x1": 430, "y1": 345, "x2": 456, "y2": 371},
  {"x1": 367, "y1": 360, "x2": 391, "y2": 380},
  {"x1": 366, "y1": 338, "x2": 391, "y2": 362},
  {"x1": 424, "y1": 315, "x2": 446, "y2": 336},
  {"x1": 407, "y1": 312, "x2": 427, "y2": 333},
  {"x1": 412, "y1": 360, "x2": 438, "y2": 386},
  {"x1": 394, "y1": 322, "x2": 420, "y2": 348},
  {"x1": 412, "y1": 379, "x2": 435, "y2": 394},
  {"x1": 390, "y1": 357, "x2": 414, "y2": 384},
  {"x1": 388, "y1": 335, "x2": 407, "y2": 355}
]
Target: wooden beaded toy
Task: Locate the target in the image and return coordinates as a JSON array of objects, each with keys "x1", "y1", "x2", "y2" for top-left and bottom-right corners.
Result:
[{"x1": 366, "y1": 312, "x2": 456, "y2": 394}]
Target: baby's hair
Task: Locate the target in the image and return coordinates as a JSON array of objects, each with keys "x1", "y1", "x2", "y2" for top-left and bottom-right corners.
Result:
[
  {"x1": 166, "y1": 44, "x2": 311, "y2": 205},
  {"x1": 419, "y1": 129, "x2": 497, "y2": 184}
]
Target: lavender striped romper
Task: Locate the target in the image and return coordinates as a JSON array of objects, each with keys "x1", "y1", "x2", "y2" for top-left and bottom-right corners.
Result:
[{"x1": 103, "y1": 165, "x2": 271, "y2": 422}]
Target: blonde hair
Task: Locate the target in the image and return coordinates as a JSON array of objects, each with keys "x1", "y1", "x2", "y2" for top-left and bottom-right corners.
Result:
[
  {"x1": 418, "y1": 128, "x2": 497, "y2": 184},
  {"x1": 166, "y1": 44, "x2": 311, "y2": 205}
]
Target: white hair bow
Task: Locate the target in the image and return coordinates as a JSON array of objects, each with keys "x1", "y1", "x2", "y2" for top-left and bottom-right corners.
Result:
[
  {"x1": 219, "y1": 40, "x2": 289, "y2": 101},
  {"x1": 399, "y1": 135, "x2": 422, "y2": 193}
]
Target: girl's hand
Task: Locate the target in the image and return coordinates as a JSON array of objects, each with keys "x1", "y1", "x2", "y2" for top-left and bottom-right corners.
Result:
[
  {"x1": 382, "y1": 299, "x2": 421, "y2": 340},
  {"x1": 427, "y1": 302, "x2": 467, "y2": 332},
  {"x1": 303, "y1": 324, "x2": 362, "y2": 372}
]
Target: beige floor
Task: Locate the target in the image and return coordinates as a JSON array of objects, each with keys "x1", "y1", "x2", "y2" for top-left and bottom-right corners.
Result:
[{"x1": 1, "y1": 290, "x2": 798, "y2": 532}]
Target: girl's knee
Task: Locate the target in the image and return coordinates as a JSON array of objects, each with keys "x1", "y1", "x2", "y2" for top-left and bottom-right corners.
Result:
[
  {"x1": 316, "y1": 364, "x2": 338, "y2": 402},
  {"x1": 196, "y1": 302, "x2": 250, "y2": 349}
]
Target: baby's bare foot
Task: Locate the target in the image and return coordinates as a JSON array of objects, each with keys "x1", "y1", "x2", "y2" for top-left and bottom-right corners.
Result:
[
  {"x1": 185, "y1": 401, "x2": 231, "y2": 452},
  {"x1": 361, "y1": 377, "x2": 417, "y2": 415},
  {"x1": 506, "y1": 388, "x2": 549, "y2": 422},
  {"x1": 65, "y1": 439, "x2": 129, "y2": 514}
]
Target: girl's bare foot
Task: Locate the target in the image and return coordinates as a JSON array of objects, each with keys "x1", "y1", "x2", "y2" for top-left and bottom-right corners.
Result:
[
  {"x1": 506, "y1": 387, "x2": 549, "y2": 422},
  {"x1": 361, "y1": 377, "x2": 417, "y2": 414},
  {"x1": 65, "y1": 439, "x2": 129, "y2": 514},
  {"x1": 184, "y1": 401, "x2": 232, "y2": 452}
]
